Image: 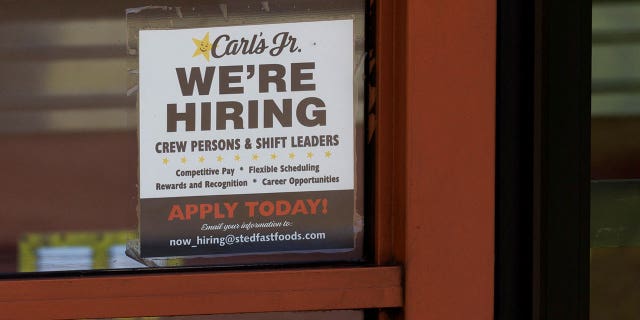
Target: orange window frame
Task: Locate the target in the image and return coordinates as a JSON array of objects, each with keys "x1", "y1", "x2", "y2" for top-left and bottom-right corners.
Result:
[{"x1": 0, "y1": 0, "x2": 495, "y2": 319}]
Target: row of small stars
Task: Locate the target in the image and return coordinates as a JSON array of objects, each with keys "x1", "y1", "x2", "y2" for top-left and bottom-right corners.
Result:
[{"x1": 161, "y1": 151, "x2": 333, "y2": 165}]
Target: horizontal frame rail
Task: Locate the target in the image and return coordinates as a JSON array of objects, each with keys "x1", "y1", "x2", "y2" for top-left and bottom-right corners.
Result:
[{"x1": 0, "y1": 266, "x2": 402, "y2": 319}]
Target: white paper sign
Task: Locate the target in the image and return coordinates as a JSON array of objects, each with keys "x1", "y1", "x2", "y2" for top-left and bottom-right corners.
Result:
[
  {"x1": 138, "y1": 20, "x2": 356, "y2": 258},
  {"x1": 139, "y1": 20, "x2": 354, "y2": 199}
]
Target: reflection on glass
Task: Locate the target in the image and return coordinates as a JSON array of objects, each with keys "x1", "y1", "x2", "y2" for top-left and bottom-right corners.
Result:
[
  {"x1": 592, "y1": 2, "x2": 640, "y2": 319},
  {"x1": 0, "y1": 2, "x2": 139, "y2": 274},
  {"x1": 17, "y1": 231, "x2": 166, "y2": 272},
  {"x1": 36, "y1": 246, "x2": 93, "y2": 272},
  {"x1": 0, "y1": 0, "x2": 366, "y2": 275}
]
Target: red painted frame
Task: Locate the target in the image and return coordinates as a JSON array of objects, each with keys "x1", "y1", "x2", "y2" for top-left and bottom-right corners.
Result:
[{"x1": 0, "y1": 0, "x2": 495, "y2": 318}]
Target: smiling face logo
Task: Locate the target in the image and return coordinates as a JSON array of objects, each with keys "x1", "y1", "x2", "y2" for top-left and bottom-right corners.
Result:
[{"x1": 192, "y1": 32, "x2": 212, "y2": 61}]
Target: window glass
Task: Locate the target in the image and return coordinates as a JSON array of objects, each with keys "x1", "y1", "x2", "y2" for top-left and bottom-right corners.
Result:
[
  {"x1": 591, "y1": 2, "x2": 640, "y2": 318},
  {"x1": 0, "y1": 0, "x2": 366, "y2": 274}
]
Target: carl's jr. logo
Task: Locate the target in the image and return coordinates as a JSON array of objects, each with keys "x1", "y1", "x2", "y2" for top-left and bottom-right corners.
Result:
[{"x1": 192, "y1": 32, "x2": 212, "y2": 61}]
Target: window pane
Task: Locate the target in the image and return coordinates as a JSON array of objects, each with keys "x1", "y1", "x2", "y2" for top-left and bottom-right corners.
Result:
[
  {"x1": 0, "y1": 0, "x2": 366, "y2": 274},
  {"x1": 592, "y1": 2, "x2": 640, "y2": 318}
]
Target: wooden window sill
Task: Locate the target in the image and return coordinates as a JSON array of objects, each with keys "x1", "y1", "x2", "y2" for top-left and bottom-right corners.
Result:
[{"x1": 0, "y1": 266, "x2": 402, "y2": 319}]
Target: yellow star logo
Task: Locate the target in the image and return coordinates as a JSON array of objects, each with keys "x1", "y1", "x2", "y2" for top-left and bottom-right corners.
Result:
[
  {"x1": 288, "y1": 152, "x2": 295, "y2": 159},
  {"x1": 306, "y1": 152, "x2": 314, "y2": 159},
  {"x1": 216, "y1": 155, "x2": 223, "y2": 162},
  {"x1": 252, "y1": 153, "x2": 259, "y2": 160},
  {"x1": 198, "y1": 156, "x2": 205, "y2": 163},
  {"x1": 325, "y1": 151, "x2": 332, "y2": 158},
  {"x1": 192, "y1": 32, "x2": 212, "y2": 61},
  {"x1": 270, "y1": 153, "x2": 277, "y2": 160},
  {"x1": 181, "y1": 156, "x2": 187, "y2": 164},
  {"x1": 234, "y1": 154, "x2": 241, "y2": 161},
  {"x1": 162, "y1": 157, "x2": 169, "y2": 165}
]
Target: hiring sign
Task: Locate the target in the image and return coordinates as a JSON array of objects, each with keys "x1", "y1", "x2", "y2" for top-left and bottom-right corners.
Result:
[{"x1": 138, "y1": 20, "x2": 355, "y2": 258}]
